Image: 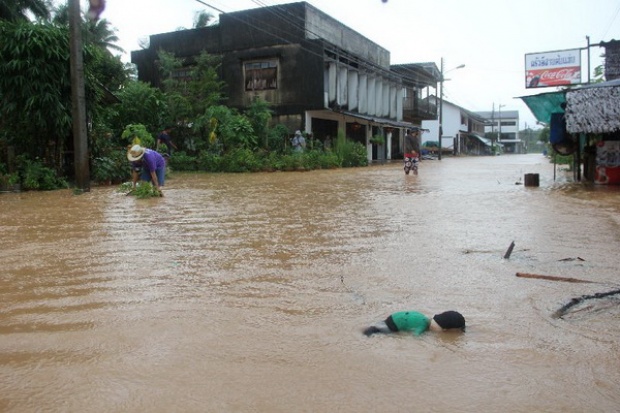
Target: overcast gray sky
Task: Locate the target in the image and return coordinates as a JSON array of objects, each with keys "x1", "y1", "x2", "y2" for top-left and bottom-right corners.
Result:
[{"x1": 98, "y1": 0, "x2": 620, "y2": 130}]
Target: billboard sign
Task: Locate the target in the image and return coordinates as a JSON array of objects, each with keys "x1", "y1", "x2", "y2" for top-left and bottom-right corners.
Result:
[{"x1": 525, "y1": 49, "x2": 581, "y2": 88}]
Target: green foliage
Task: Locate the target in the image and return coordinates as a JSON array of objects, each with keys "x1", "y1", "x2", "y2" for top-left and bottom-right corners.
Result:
[
  {"x1": 0, "y1": 22, "x2": 72, "y2": 155},
  {"x1": 0, "y1": 171, "x2": 20, "y2": 190},
  {"x1": 121, "y1": 124, "x2": 155, "y2": 147},
  {"x1": 229, "y1": 116, "x2": 256, "y2": 149},
  {"x1": 133, "y1": 182, "x2": 162, "y2": 198},
  {"x1": 334, "y1": 130, "x2": 368, "y2": 167},
  {"x1": 318, "y1": 151, "x2": 341, "y2": 169},
  {"x1": 0, "y1": 20, "x2": 127, "y2": 172},
  {"x1": 157, "y1": 50, "x2": 224, "y2": 126},
  {"x1": 550, "y1": 153, "x2": 574, "y2": 166},
  {"x1": 110, "y1": 81, "x2": 166, "y2": 134},
  {"x1": 538, "y1": 125, "x2": 550, "y2": 144},
  {"x1": 92, "y1": 150, "x2": 129, "y2": 183},
  {"x1": 266, "y1": 124, "x2": 289, "y2": 153},
  {"x1": 188, "y1": 52, "x2": 225, "y2": 114},
  {"x1": 119, "y1": 181, "x2": 162, "y2": 198},
  {"x1": 167, "y1": 151, "x2": 198, "y2": 171},
  {"x1": 16, "y1": 157, "x2": 67, "y2": 190},
  {"x1": 197, "y1": 105, "x2": 237, "y2": 152},
  {"x1": 592, "y1": 64, "x2": 605, "y2": 83},
  {"x1": 220, "y1": 148, "x2": 263, "y2": 172},
  {"x1": 1, "y1": 0, "x2": 50, "y2": 22},
  {"x1": 195, "y1": 151, "x2": 220, "y2": 172},
  {"x1": 193, "y1": 10, "x2": 214, "y2": 28},
  {"x1": 245, "y1": 97, "x2": 273, "y2": 148},
  {"x1": 369, "y1": 135, "x2": 385, "y2": 145}
]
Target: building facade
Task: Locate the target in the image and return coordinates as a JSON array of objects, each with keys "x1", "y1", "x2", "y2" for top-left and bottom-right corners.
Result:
[
  {"x1": 474, "y1": 109, "x2": 523, "y2": 153},
  {"x1": 422, "y1": 98, "x2": 487, "y2": 155},
  {"x1": 131, "y1": 2, "x2": 440, "y2": 161}
]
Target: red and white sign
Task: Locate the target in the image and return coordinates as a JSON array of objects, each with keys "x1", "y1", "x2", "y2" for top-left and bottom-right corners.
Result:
[
  {"x1": 525, "y1": 49, "x2": 581, "y2": 89},
  {"x1": 595, "y1": 140, "x2": 620, "y2": 185}
]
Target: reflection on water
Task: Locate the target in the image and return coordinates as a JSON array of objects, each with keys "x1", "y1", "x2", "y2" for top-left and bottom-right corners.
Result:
[{"x1": 1, "y1": 154, "x2": 619, "y2": 412}]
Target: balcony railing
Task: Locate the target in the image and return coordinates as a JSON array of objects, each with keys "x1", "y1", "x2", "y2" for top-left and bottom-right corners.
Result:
[{"x1": 403, "y1": 96, "x2": 437, "y2": 120}]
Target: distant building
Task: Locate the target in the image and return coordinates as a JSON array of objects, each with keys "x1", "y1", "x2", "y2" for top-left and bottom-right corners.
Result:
[
  {"x1": 474, "y1": 109, "x2": 523, "y2": 153},
  {"x1": 422, "y1": 98, "x2": 487, "y2": 155},
  {"x1": 131, "y1": 1, "x2": 440, "y2": 162}
]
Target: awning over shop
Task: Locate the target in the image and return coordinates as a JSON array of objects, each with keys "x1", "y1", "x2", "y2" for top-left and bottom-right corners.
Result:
[
  {"x1": 467, "y1": 133, "x2": 493, "y2": 146},
  {"x1": 340, "y1": 110, "x2": 418, "y2": 130},
  {"x1": 517, "y1": 91, "x2": 566, "y2": 125}
]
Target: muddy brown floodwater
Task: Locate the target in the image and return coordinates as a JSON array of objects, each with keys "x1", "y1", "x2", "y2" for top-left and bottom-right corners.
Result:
[{"x1": 1, "y1": 154, "x2": 620, "y2": 413}]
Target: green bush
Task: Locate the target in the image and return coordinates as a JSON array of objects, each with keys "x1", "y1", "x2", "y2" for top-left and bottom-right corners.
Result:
[
  {"x1": 318, "y1": 152, "x2": 341, "y2": 169},
  {"x1": 92, "y1": 150, "x2": 129, "y2": 184},
  {"x1": 168, "y1": 151, "x2": 198, "y2": 171},
  {"x1": 220, "y1": 148, "x2": 263, "y2": 172},
  {"x1": 333, "y1": 131, "x2": 368, "y2": 168},
  {"x1": 196, "y1": 151, "x2": 222, "y2": 172},
  {"x1": 17, "y1": 158, "x2": 67, "y2": 190},
  {"x1": 121, "y1": 124, "x2": 155, "y2": 147}
]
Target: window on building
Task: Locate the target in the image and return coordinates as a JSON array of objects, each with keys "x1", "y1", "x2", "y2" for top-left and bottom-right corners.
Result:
[
  {"x1": 501, "y1": 121, "x2": 516, "y2": 127},
  {"x1": 244, "y1": 60, "x2": 278, "y2": 91}
]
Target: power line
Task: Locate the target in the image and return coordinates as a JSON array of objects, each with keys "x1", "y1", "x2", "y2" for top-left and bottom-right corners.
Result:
[{"x1": 599, "y1": 2, "x2": 620, "y2": 41}]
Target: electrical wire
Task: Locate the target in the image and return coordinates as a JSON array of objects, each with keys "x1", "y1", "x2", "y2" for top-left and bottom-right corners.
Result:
[{"x1": 599, "y1": 1, "x2": 620, "y2": 41}]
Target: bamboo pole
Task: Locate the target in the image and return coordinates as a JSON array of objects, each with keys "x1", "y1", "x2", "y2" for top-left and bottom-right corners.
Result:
[{"x1": 515, "y1": 272, "x2": 595, "y2": 284}]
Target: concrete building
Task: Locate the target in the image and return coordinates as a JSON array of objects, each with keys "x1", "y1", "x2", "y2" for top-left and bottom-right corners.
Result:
[
  {"x1": 131, "y1": 1, "x2": 440, "y2": 162},
  {"x1": 474, "y1": 109, "x2": 523, "y2": 153},
  {"x1": 422, "y1": 98, "x2": 487, "y2": 155}
]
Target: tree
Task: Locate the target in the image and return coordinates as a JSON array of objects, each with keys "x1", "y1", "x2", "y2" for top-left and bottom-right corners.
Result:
[
  {"x1": 52, "y1": 3, "x2": 124, "y2": 54},
  {"x1": 245, "y1": 97, "x2": 272, "y2": 149},
  {"x1": 0, "y1": 21, "x2": 106, "y2": 171},
  {"x1": 110, "y1": 81, "x2": 167, "y2": 134},
  {"x1": 193, "y1": 10, "x2": 214, "y2": 28},
  {"x1": 157, "y1": 50, "x2": 225, "y2": 126},
  {"x1": 0, "y1": 0, "x2": 51, "y2": 22}
]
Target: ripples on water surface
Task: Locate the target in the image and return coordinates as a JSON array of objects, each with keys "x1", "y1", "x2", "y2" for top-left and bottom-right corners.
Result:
[{"x1": 1, "y1": 154, "x2": 619, "y2": 412}]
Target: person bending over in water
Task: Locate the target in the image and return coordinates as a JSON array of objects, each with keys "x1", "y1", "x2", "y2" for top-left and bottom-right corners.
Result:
[{"x1": 363, "y1": 310, "x2": 465, "y2": 336}]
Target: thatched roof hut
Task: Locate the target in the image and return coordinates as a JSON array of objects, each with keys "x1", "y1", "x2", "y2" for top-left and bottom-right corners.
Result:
[{"x1": 565, "y1": 79, "x2": 620, "y2": 134}]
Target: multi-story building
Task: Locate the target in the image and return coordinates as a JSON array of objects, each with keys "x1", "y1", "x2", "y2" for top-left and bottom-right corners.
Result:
[
  {"x1": 474, "y1": 109, "x2": 523, "y2": 153},
  {"x1": 422, "y1": 98, "x2": 487, "y2": 155},
  {"x1": 131, "y1": 1, "x2": 440, "y2": 161}
]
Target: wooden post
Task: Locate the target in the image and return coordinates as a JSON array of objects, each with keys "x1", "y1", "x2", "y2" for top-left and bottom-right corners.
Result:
[{"x1": 524, "y1": 173, "x2": 539, "y2": 187}]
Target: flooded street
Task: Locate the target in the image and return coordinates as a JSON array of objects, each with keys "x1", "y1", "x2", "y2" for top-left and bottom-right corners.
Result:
[{"x1": 1, "y1": 154, "x2": 619, "y2": 413}]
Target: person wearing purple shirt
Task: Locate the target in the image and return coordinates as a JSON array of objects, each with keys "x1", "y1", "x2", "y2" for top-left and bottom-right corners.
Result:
[{"x1": 127, "y1": 145, "x2": 166, "y2": 195}]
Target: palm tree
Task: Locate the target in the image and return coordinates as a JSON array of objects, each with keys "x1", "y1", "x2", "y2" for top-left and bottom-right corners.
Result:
[
  {"x1": 85, "y1": 17, "x2": 123, "y2": 53},
  {"x1": 0, "y1": 0, "x2": 51, "y2": 21},
  {"x1": 52, "y1": 2, "x2": 123, "y2": 54}
]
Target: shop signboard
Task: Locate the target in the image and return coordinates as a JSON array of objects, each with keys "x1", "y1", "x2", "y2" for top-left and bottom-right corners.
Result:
[{"x1": 525, "y1": 49, "x2": 581, "y2": 89}]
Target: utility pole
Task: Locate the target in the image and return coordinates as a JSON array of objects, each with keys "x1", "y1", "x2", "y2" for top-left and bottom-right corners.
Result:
[
  {"x1": 498, "y1": 104, "x2": 505, "y2": 152},
  {"x1": 491, "y1": 103, "x2": 495, "y2": 153},
  {"x1": 437, "y1": 59, "x2": 465, "y2": 160},
  {"x1": 69, "y1": 0, "x2": 90, "y2": 192},
  {"x1": 438, "y1": 58, "x2": 444, "y2": 160},
  {"x1": 586, "y1": 35, "x2": 591, "y2": 84}
]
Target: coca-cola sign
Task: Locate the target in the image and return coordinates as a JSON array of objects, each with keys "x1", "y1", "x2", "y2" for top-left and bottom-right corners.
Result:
[{"x1": 525, "y1": 48, "x2": 582, "y2": 89}]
